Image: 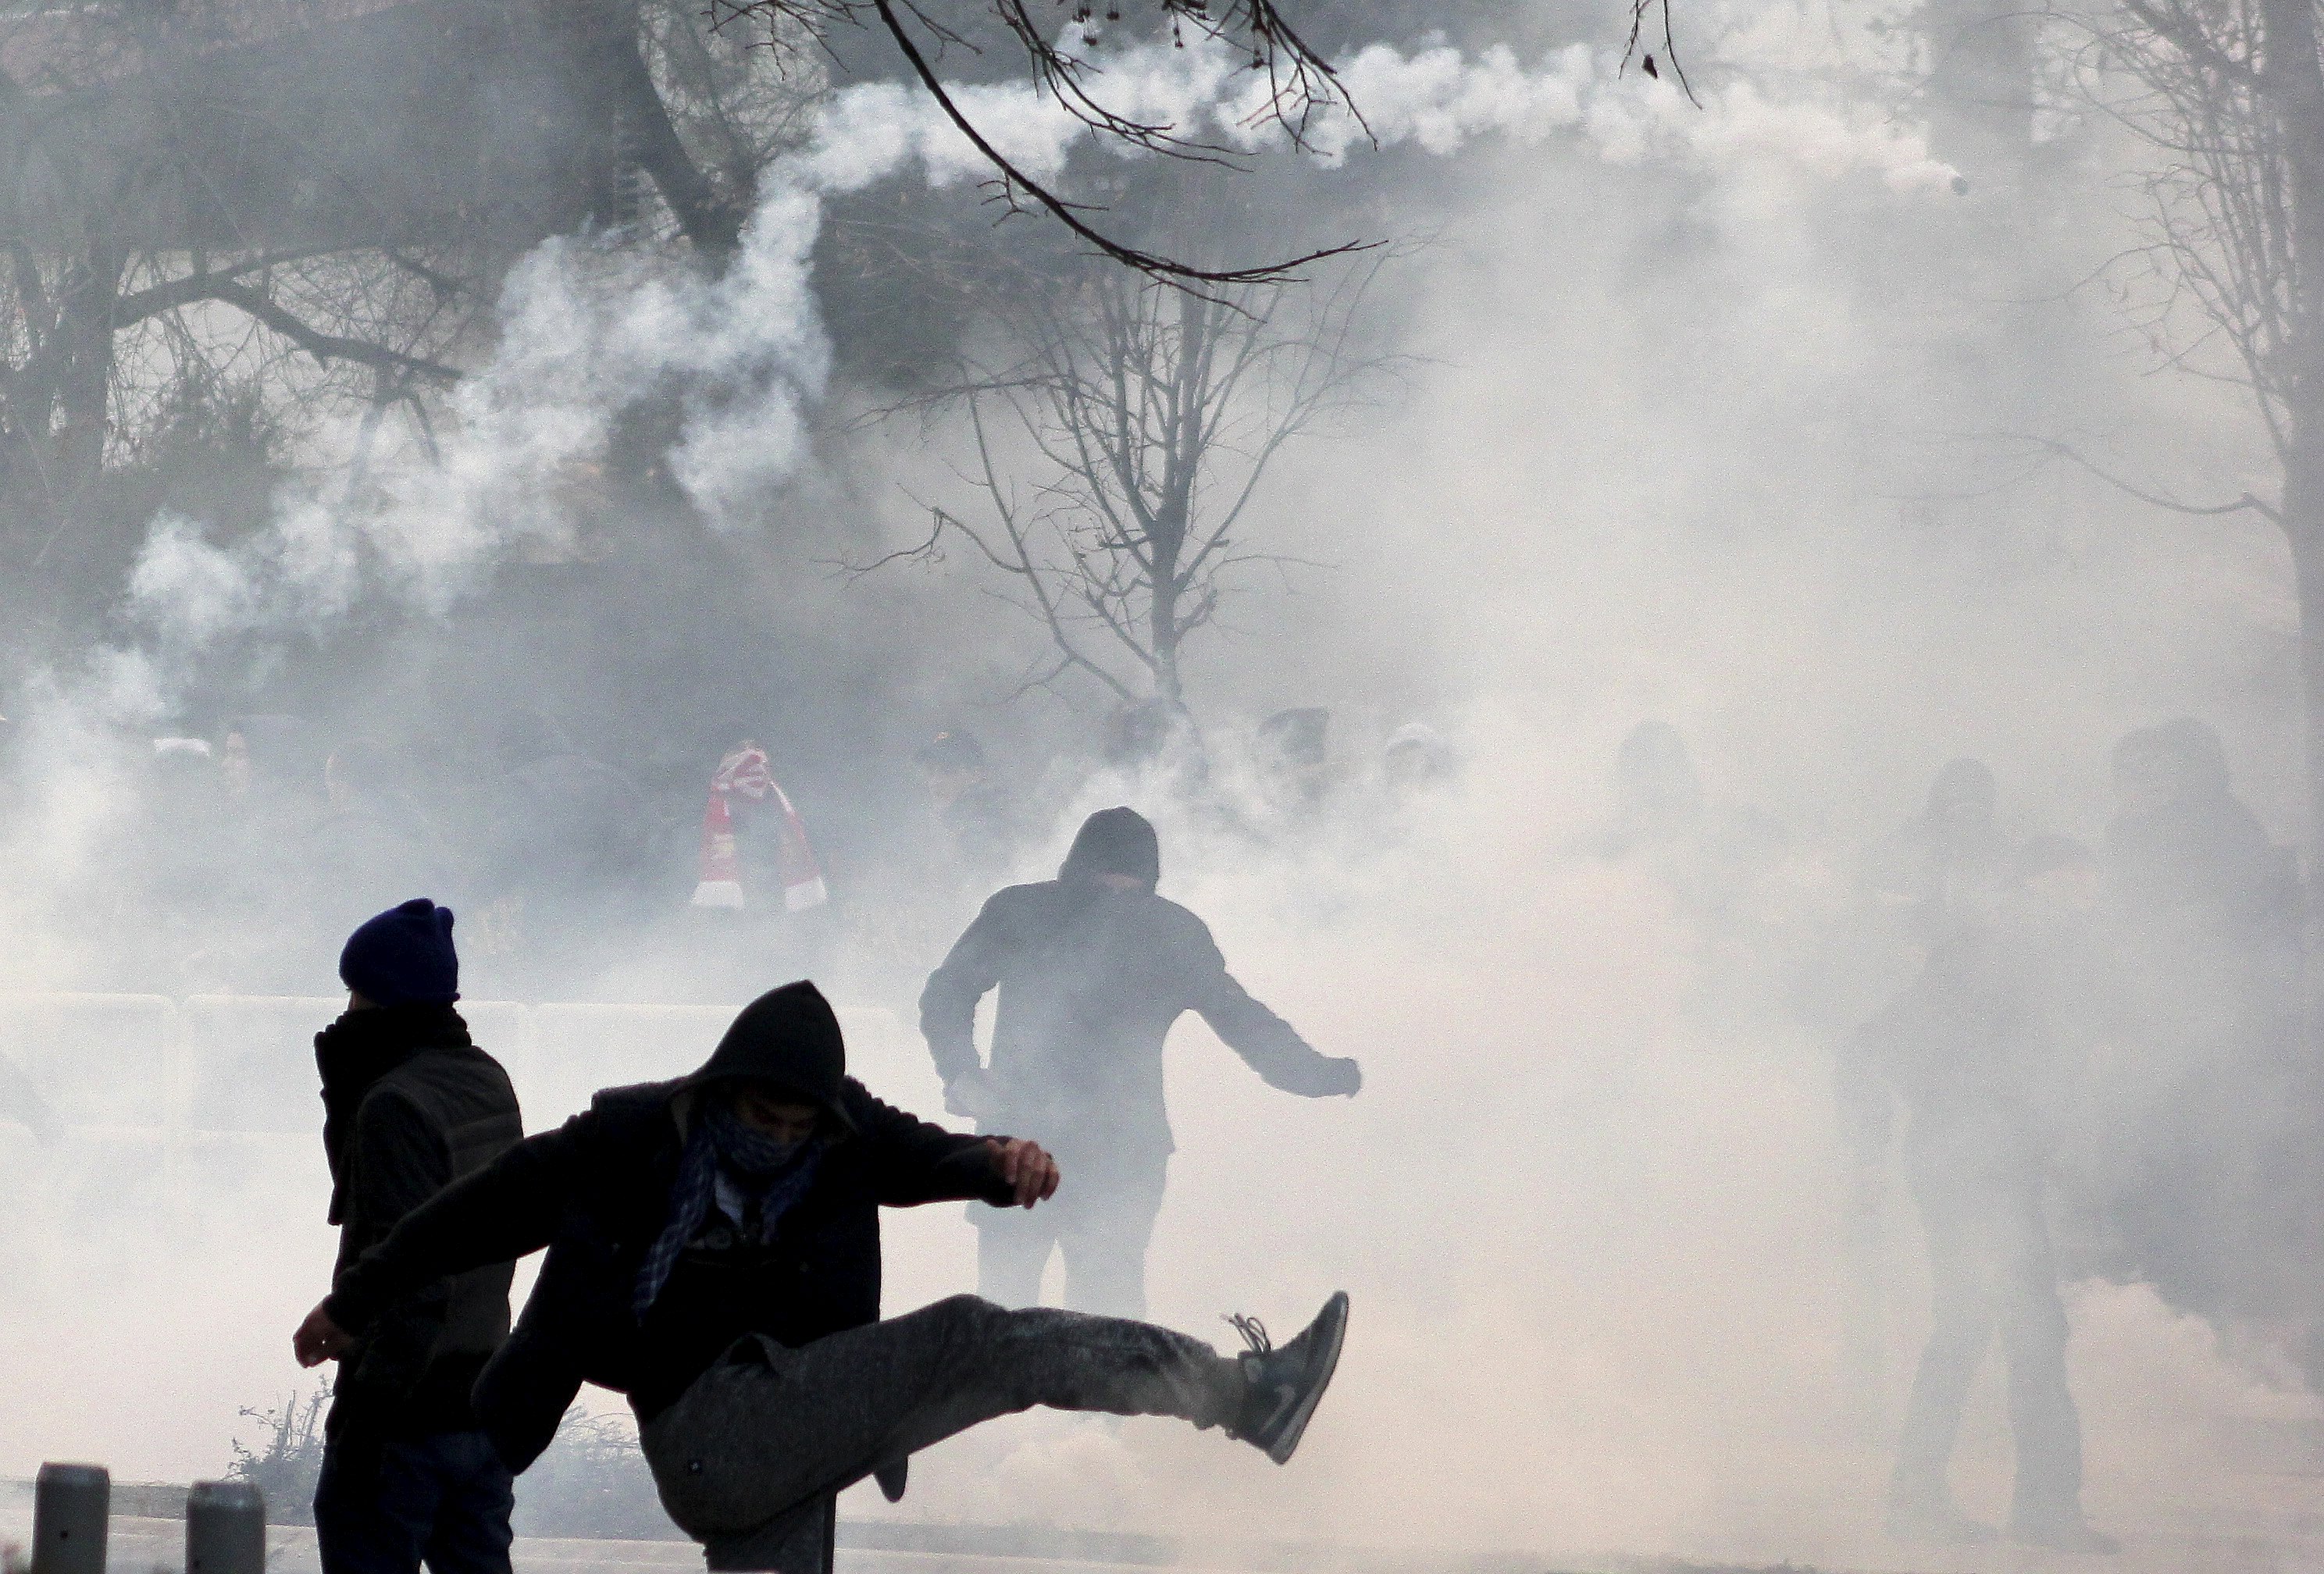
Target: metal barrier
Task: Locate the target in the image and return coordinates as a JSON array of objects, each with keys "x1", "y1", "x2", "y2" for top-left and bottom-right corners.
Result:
[
  {"x1": 31, "y1": 1463, "x2": 108, "y2": 1574},
  {"x1": 30, "y1": 1465, "x2": 269, "y2": 1574},
  {"x1": 184, "y1": 1481, "x2": 266, "y2": 1574}
]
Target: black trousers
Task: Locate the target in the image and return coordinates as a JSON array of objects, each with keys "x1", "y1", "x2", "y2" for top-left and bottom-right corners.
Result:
[
  {"x1": 313, "y1": 1430, "x2": 514, "y2": 1574},
  {"x1": 637, "y1": 1294, "x2": 1242, "y2": 1571}
]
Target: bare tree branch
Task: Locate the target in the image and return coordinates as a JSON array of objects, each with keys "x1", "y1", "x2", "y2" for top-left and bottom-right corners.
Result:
[
  {"x1": 2003, "y1": 432, "x2": 2283, "y2": 521},
  {"x1": 857, "y1": 244, "x2": 1396, "y2": 713},
  {"x1": 864, "y1": 0, "x2": 1378, "y2": 289}
]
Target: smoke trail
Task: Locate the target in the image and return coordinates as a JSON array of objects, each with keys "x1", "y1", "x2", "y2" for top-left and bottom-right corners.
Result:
[{"x1": 793, "y1": 33, "x2": 1959, "y2": 196}]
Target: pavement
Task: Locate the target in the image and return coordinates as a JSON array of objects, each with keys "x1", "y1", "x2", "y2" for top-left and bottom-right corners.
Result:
[
  {"x1": 0, "y1": 1484, "x2": 1534, "y2": 1574},
  {"x1": 7, "y1": 1478, "x2": 2324, "y2": 1574}
]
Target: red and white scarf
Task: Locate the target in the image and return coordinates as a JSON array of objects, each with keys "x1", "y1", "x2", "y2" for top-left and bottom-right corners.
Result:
[{"x1": 691, "y1": 745, "x2": 829, "y2": 912}]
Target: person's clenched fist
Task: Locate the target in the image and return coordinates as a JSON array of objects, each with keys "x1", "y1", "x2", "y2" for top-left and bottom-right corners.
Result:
[
  {"x1": 293, "y1": 1300, "x2": 354, "y2": 1367},
  {"x1": 986, "y1": 1138, "x2": 1060, "y2": 1208}
]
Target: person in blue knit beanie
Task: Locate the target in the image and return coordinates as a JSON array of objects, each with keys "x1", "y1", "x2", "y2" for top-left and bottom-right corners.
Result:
[
  {"x1": 312, "y1": 897, "x2": 523, "y2": 1574},
  {"x1": 338, "y1": 896, "x2": 460, "y2": 1006}
]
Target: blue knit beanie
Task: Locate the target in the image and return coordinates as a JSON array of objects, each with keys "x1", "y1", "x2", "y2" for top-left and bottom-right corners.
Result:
[{"x1": 339, "y1": 898, "x2": 459, "y2": 1006}]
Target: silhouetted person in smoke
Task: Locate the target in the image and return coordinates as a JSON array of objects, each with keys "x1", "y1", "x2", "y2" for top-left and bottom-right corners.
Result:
[
  {"x1": 2098, "y1": 718, "x2": 2306, "y2": 1335},
  {"x1": 1103, "y1": 700, "x2": 1179, "y2": 776},
  {"x1": 1381, "y1": 723, "x2": 1459, "y2": 803},
  {"x1": 1591, "y1": 719, "x2": 1705, "y2": 859},
  {"x1": 480, "y1": 711, "x2": 652, "y2": 985},
  {"x1": 1582, "y1": 721, "x2": 1796, "y2": 1017},
  {"x1": 1254, "y1": 707, "x2": 1332, "y2": 821},
  {"x1": 309, "y1": 742, "x2": 449, "y2": 938},
  {"x1": 1811, "y1": 757, "x2": 2016, "y2": 1047},
  {"x1": 1840, "y1": 838, "x2": 2115, "y2": 1554},
  {"x1": 1816, "y1": 759, "x2": 2016, "y2": 1433},
  {"x1": 295, "y1": 981, "x2": 1349, "y2": 1574},
  {"x1": 1862, "y1": 757, "x2": 2012, "y2": 948},
  {"x1": 1585, "y1": 720, "x2": 1792, "y2": 874},
  {"x1": 918, "y1": 808, "x2": 1361, "y2": 1318},
  {"x1": 2105, "y1": 718, "x2": 2293, "y2": 934},
  {"x1": 914, "y1": 728, "x2": 1016, "y2": 883},
  {"x1": 1373, "y1": 724, "x2": 1463, "y2": 855},
  {"x1": 310, "y1": 899, "x2": 526, "y2": 1574},
  {"x1": 680, "y1": 739, "x2": 835, "y2": 996},
  {"x1": 201, "y1": 712, "x2": 323, "y2": 988}
]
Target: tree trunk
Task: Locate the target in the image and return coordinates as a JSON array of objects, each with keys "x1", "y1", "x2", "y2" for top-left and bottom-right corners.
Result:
[
  {"x1": 1150, "y1": 555, "x2": 1182, "y2": 711},
  {"x1": 2266, "y1": 0, "x2": 2324, "y2": 882},
  {"x1": 2291, "y1": 475, "x2": 2324, "y2": 883},
  {"x1": 553, "y1": 0, "x2": 744, "y2": 259},
  {"x1": 11, "y1": 239, "x2": 124, "y2": 551}
]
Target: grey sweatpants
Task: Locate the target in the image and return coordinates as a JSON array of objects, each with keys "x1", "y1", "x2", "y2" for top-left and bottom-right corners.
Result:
[
  {"x1": 1891, "y1": 1148, "x2": 2083, "y2": 1527},
  {"x1": 638, "y1": 1294, "x2": 1244, "y2": 1572}
]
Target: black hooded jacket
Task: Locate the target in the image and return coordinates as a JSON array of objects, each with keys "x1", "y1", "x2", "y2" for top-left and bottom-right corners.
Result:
[
  {"x1": 323, "y1": 983, "x2": 1012, "y2": 1469},
  {"x1": 919, "y1": 809, "x2": 1356, "y2": 1156}
]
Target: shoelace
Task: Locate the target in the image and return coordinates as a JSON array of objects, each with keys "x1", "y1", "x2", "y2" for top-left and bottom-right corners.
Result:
[{"x1": 1224, "y1": 1312, "x2": 1272, "y2": 1355}]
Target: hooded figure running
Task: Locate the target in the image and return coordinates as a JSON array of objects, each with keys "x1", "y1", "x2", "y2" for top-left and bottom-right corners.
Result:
[
  {"x1": 920, "y1": 807, "x2": 1361, "y2": 1319},
  {"x1": 294, "y1": 981, "x2": 1346, "y2": 1574}
]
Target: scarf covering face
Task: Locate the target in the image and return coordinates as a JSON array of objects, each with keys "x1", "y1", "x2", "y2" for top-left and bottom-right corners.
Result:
[
  {"x1": 316, "y1": 1003, "x2": 472, "y2": 1225},
  {"x1": 633, "y1": 1099, "x2": 825, "y2": 1319}
]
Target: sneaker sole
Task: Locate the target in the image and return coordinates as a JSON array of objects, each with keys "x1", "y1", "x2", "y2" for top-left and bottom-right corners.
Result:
[{"x1": 1266, "y1": 1291, "x2": 1349, "y2": 1465}]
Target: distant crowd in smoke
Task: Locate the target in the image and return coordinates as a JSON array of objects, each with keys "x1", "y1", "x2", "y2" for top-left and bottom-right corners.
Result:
[
  {"x1": 0, "y1": 697, "x2": 1463, "y2": 1015},
  {"x1": 1580, "y1": 712, "x2": 2309, "y2": 1547}
]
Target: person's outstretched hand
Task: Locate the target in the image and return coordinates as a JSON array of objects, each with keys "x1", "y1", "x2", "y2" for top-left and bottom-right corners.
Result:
[
  {"x1": 986, "y1": 1138, "x2": 1060, "y2": 1208},
  {"x1": 294, "y1": 1300, "x2": 355, "y2": 1367}
]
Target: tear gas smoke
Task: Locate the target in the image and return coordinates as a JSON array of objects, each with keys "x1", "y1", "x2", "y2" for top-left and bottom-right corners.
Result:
[
  {"x1": 0, "y1": 2, "x2": 2303, "y2": 1569},
  {"x1": 109, "y1": 23, "x2": 1957, "y2": 728}
]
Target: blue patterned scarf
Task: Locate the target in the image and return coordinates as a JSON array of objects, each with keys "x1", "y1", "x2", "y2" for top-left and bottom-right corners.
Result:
[{"x1": 635, "y1": 1102, "x2": 823, "y2": 1319}]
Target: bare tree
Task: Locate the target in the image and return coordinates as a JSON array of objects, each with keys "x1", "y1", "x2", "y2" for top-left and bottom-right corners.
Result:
[
  {"x1": 865, "y1": 246, "x2": 1397, "y2": 714},
  {"x1": 0, "y1": 125, "x2": 492, "y2": 580},
  {"x1": 0, "y1": 0, "x2": 838, "y2": 621},
  {"x1": 2045, "y1": 0, "x2": 2324, "y2": 860}
]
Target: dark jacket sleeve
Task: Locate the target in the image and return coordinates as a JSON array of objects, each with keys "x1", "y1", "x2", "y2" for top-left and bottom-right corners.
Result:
[
  {"x1": 918, "y1": 892, "x2": 1018, "y2": 1085},
  {"x1": 341, "y1": 1088, "x2": 454, "y2": 1399},
  {"x1": 853, "y1": 1089, "x2": 1014, "y2": 1208},
  {"x1": 1179, "y1": 916, "x2": 1356, "y2": 1096},
  {"x1": 327, "y1": 1110, "x2": 593, "y2": 1334}
]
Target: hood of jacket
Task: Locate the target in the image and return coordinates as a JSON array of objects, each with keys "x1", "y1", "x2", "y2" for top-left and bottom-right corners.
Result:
[
  {"x1": 674, "y1": 980, "x2": 856, "y2": 1134},
  {"x1": 1057, "y1": 806, "x2": 1159, "y2": 888}
]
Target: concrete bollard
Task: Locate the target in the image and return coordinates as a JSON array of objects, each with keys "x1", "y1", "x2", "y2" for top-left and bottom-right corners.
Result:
[
  {"x1": 184, "y1": 1481, "x2": 266, "y2": 1574},
  {"x1": 31, "y1": 1463, "x2": 109, "y2": 1574}
]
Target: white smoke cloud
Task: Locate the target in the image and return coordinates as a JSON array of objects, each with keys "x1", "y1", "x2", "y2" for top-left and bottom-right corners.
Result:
[
  {"x1": 112, "y1": 190, "x2": 829, "y2": 697},
  {"x1": 91, "y1": 20, "x2": 1952, "y2": 727}
]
